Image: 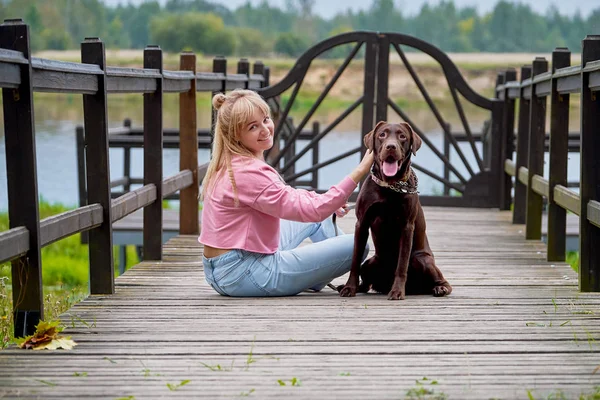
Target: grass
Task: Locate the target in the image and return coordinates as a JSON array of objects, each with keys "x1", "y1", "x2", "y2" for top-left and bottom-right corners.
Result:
[
  {"x1": 0, "y1": 280, "x2": 88, "y2": 349},
  {"x1": 0, "y1": 198, "x2": 141, "y2": 348},
  {"x1": 567, "y1": 251, "x2": 579, "y2": 272},
  {"x1": 405, "y1": 377, "x2": 447, "y2": 400},
  {"x1": 527, "y1": 386, "x2": 600, "y2": 399}
]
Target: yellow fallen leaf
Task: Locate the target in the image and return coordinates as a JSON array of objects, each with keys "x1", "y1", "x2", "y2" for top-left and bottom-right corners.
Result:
[
  {"x1": 16, "y1": 320, "x2": 77, "y2": 350},
  {"x1": 33, "y1": 337, "x2": 77, "y2": 351}
]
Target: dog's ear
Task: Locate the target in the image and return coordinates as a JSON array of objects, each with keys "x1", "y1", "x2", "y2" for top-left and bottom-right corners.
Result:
[
  {"x1": 363, "y1": 121, "x2": 387, "y2": 150},
  {"x1": 401, "y1": 122, "x2": 422, "y2": 156},
  {"x1": 411, "y1": 131, "x2": 422, "y2": 156}
]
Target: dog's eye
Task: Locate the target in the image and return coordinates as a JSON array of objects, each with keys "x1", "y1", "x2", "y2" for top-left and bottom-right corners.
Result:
[
  {"x1": 399, "y1": 134, "x2": 407, "y2": 140},
  {"x1": 378, "y1": 131, "x2": 386, "y2": 138}
]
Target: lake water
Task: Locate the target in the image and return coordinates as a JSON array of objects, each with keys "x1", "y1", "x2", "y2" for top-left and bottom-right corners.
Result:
[{"x1": 0, "y1": 96, "x2": 582, "y2": 211}]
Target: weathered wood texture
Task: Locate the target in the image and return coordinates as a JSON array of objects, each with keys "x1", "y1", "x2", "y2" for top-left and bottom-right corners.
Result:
[
  {"x1": 0, "y1": 20, "x2": 44, "y2": 333},
  {"x1": 2, "y1": 207, "x2": 599, "y2": 399},
  {"x1": 81, "y1": 37, "x2": 114, "y2": 295},
  {"x1": 142, "y1": 45, "x2": 163, "y2": 261},
  {"x1": 525, "y1": 57, "x2": 548, "y2": 240},
  {"x1": 547, "y1": 48, "x2": 571, "y2": 261},
  {"x1": 512, "y1": 65, "x2": 532, "y2": 225},
  {"x1": 178, "y1": 52, "x2": 199, "y2": 235}
]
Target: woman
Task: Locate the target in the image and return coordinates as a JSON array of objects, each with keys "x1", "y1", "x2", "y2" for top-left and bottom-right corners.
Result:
[{"x1": 199, "y1": 89, "x2": 374, "y2": 296}]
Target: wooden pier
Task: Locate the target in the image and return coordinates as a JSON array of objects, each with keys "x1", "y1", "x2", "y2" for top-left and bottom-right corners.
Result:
[
  {"x1": 2, "y1": 207, "x2": 599, "y2": 399},
  {"x1": 2, "y1": 20, "x2": 600, "y2": 400}
]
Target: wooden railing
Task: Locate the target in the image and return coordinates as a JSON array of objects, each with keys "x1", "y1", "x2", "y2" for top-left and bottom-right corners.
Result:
[
  {"x1": 0, "y1": 19, "x2": 270, "y2": 336},
  {"x1": 443, "y1": 129, "x2": 581, "y2": 195},
  {"x1": 76, "y1": 119, "x2": 321, "y2": 207},
  {"x1": 496, "y1": 36, "x2": 600, "y2": 292}
]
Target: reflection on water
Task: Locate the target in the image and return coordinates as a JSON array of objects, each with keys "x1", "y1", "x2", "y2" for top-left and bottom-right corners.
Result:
[{"x1": 0, "y1": 95, "x2": 582, "y2": 211}]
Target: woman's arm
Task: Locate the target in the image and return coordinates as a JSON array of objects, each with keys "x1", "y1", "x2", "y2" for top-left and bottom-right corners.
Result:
[
  {"x1": 249, "y1": 150, "x2": 374, "y2": 222},
  {"x1": 348, "y1": 149, "x2": 374, "y2": 184}
]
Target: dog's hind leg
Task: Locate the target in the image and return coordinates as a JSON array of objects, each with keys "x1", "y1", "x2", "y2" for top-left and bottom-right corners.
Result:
[{"x1": 408, "y1": 254, "x2": 452, "y2": 297}]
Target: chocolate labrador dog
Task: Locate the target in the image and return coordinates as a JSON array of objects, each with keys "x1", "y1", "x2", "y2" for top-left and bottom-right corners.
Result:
[{"x1": 339, "y1": 121, "x2": 452, "y2": 300}]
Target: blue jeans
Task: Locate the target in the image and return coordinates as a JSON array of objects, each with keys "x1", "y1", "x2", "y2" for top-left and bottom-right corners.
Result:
[{"x1": 203, "y1": 217, "x2": 368, "y2": 297}]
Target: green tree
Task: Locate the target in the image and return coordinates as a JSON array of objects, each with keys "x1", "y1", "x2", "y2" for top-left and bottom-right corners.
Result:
[
  {"x1": 0, "y1": 0, "x2": 596, "y2": 55},
  {"x1": 106, "y1": 16, "x2": 130, "y2": 49},
  {"x1": 123, "y1": 2, "x2": 160, "y2": 49},
  {"x1": 150, "y1": 14, "x2": 186, "y2": 52},
  {"x1": 181, "y1": 12, "x2": 234, "y2": 55},
  {"x1": 274, "y1": 32, "x2": 309, "y2": 57},
  {"x1": 369, "y1": 0, "x2": 403, "y2": 32},
  {"x1": 40, "y1": 28, "x2": 71, "y2": 50},
  {"x1": 233, "y1": 27, "x2": 269, "y2": 56},
  {"x1": 234, "y1": 1, "x2": 296, "y2": 36},
  {"x1": 150, "y1": 12, "x2": 235, "y2": 55},
  {"x1": 324, "y1": 25, "x2": 359, "y2": 59},
  {"x1": 24, "y1": 4, "x2": 44, "y2": 51}
]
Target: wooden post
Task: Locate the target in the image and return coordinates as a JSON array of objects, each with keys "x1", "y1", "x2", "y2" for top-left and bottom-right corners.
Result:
[
  {"x1": 0, "y1": 19, "x2": 43, "y2": 336},
  {"x1": 513, "y1": 65, "x2": 532, "y2": 224},
  {"x1": 494, "y1": 73, "x2": 504, "y2": 100},
  {"x1": 123, "y1": 118, "x2": 132, "y2": 193},
  {"x1": 579, "y1": 35, "x2": 600, "y2": 292},
  {"x1": 525, "y1": 57, "x2": 548, "y2": 240},
  {"x1": 179, "y1": 52, "x2": 199, "y2": 235},
  {"x1": 237, "y1": 58, "x2": 250, "y2": 89},
  {"x1": 263, "y1": 66, "x2": 270, "y2": 87},
  {"x1": 253, "y1": 61, "x2": 264, "y2": 88},
  {"x1": 362, "y1": 38, "x2": 377, "y2": 160},
  {"x1": 211, "y1": 56, "x2": 227, "y2": 141},
  {"x1": 81, "y1": 37, "x2": 114, "y2": 294},
  {"x1": 285, "y1": 117, "x2": 296, "y2": 180},
  {"x1": 120, "y1": 118, "x2": 131, "y2": 274},
  {"x1": 143, "y1": 45, "x2": 163, "y2": 260},
  {"x1": 547, "y1": 48, "x2": 571, "y2": 262},
  {"x1": 312, "y1": 121, "x2": 320, "y2": 189},
  {"x1": 489, "y1": 98, "x2": 504, "y2": 209},
  {"x1": 375, "y1": 35, "x2": 389, "y2": 123},
  {"x1": 443, "y1": 123, "x2": 451, "y2": 196},
  {"x1": 500, "y1": 69, "x2": 517, "y2": 211},
  {"x1": 76, "y1": 125, "x2": 89, "y2": 245},
  {"x1": 76, "y1": 126, "x2": 87, "y2": 208},
  {"x1": 488, "y1": 72, "x2": 506, "y2": 208}
]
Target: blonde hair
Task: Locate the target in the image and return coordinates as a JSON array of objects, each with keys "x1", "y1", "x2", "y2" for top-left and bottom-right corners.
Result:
[{"x1": 201, "y1": 89, "x2": 272, "y2": 205}]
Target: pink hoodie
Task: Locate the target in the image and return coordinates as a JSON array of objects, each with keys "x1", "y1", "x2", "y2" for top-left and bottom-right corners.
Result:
[{"x1": 199, "y1": 154, "x2": 357, "y2": 254}]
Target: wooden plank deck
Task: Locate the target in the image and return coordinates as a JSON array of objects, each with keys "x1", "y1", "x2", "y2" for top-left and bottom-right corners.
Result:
[
  {"x1": 112, "y1": 208, "x2": 581, "y2": 244},
  {"x1": 2, "y1": 207, "x2": 600, "y2": 399}
]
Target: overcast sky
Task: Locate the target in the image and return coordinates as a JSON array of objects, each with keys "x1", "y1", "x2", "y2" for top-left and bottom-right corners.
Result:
[{"x1": 102, "y1": 0, "x2": 598, "y2": 17}]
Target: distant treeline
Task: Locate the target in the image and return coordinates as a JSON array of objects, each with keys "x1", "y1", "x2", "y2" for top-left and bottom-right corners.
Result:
[{"x1": 2, "y1": 0, "x2": 599, "y2": 56}]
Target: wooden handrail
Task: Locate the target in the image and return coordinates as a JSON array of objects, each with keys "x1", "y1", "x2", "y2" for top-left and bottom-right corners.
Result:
[
  {"x1": 111, "y1": 185, "x2": 157, "y2": 223},
  {"x1": 497, "y1": 39, "x2": 600, "y2": 290},
  {"x1": 0, "y1": 227, "x2": 29, "y2": 265},
  {"x1": 0, "y1": 18, "x2": 273, "y2": 336}
]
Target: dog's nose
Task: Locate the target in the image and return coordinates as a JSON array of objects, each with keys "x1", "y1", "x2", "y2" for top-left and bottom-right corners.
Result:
[{"x1": 385, "y1": 143, "x2": 397, "y2": 151}]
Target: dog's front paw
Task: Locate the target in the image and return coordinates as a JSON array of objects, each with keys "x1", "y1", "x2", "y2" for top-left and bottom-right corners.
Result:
[
  {"x1": 339, "y1": 284, "x2": 357, "y2": 297},
  {"x1": 387, "y1": 288, "x2": 405, "y2": 300},
  {"x1": 433, "y1": 284, "x2": 452, "y2": 297}
]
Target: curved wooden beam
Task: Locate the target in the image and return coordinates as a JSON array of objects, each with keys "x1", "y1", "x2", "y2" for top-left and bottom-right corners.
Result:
[
  {"x1": 256, "y1": 31, "x2": 372, "y2": 99},
  {"x1": 385, "y1": 33, "x2": 492, "y2": 109}
]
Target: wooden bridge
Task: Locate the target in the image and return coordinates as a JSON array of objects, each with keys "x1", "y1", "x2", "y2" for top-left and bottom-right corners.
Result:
[{"x1": 1, "y1": 20, "x2": 600, "y2": 398}]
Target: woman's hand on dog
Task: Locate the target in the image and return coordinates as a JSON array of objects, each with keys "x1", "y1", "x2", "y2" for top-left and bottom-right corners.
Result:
[{"x1": 349, "y1": 149, "x2": 374, "y2": 184}]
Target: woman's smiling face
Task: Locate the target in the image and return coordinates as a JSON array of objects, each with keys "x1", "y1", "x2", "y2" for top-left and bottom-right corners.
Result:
[{"x1": 239, "y1": 107, "x2": 274, "y2": 160}]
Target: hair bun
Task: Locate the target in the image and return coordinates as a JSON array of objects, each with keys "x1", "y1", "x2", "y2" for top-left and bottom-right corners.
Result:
[{"x1": 212, "y1": 93, "x2": 227, "y2": 110}]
